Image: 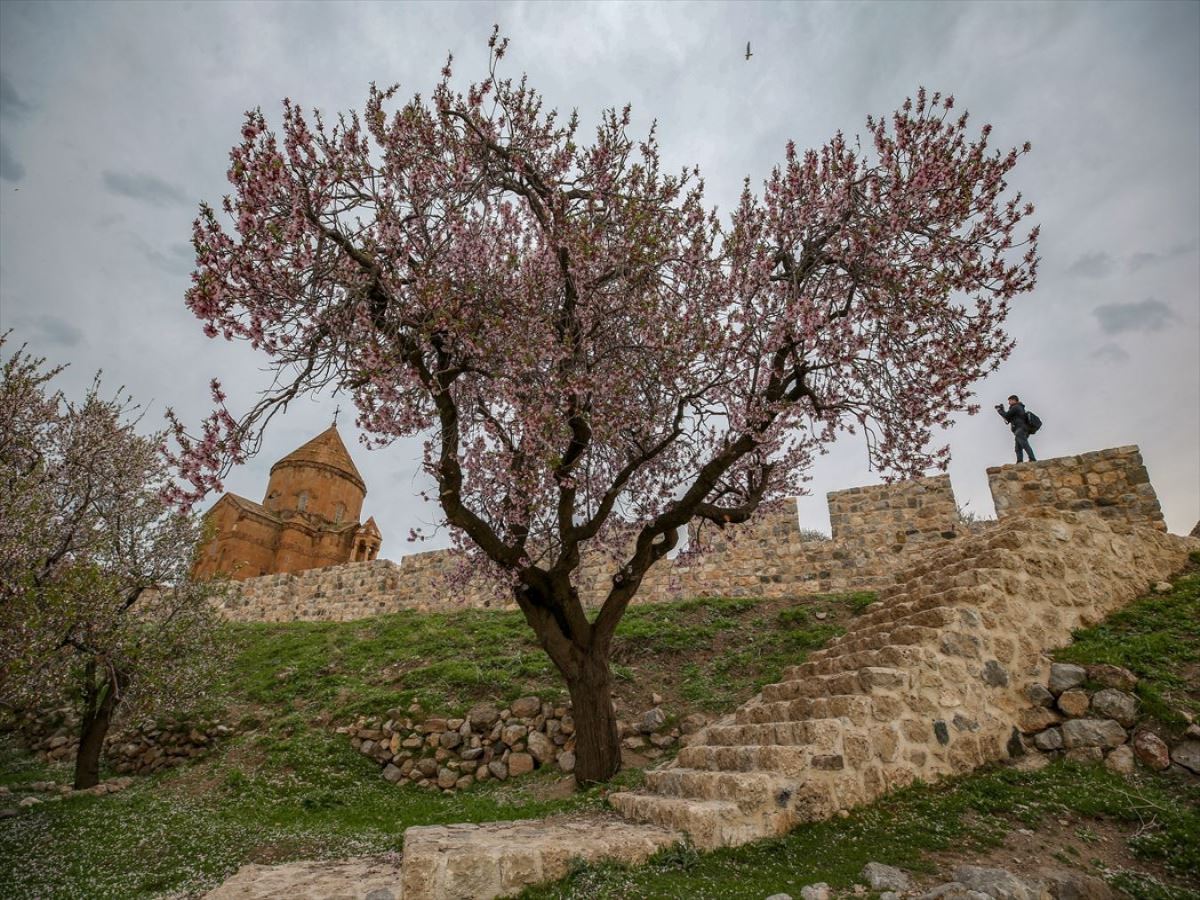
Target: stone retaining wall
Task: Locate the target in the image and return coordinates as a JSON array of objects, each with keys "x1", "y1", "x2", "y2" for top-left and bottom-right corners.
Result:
[{"x1": 215, "y1": 446, "x2": 1167, "y2": 623}]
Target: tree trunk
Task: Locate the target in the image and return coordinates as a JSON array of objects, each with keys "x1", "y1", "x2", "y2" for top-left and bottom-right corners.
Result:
[
  {"x1": 74, "y1": 667, "x2": 121, "y2": 790},
  {"x1": 563, "y1": 650, "x2": 621, "y2": 786}
]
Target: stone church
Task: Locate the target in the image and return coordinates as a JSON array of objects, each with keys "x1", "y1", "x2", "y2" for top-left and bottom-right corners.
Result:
[{"x1": 194, "y1": 425, "x2": 382, "y2": 581}]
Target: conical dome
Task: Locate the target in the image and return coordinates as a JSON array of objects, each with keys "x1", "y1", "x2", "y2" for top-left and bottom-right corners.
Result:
[{"x1": 270, "y1": 426, "x2": 365, "y2": 492}]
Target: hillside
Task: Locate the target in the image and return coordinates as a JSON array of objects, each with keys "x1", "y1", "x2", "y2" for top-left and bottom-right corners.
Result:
[
  {"x1": 0, "y1": 590, "x2": 867, "y2": 898},
  {"x1": 2, "y1": 562, "x2": 1198, "y2": 899}
]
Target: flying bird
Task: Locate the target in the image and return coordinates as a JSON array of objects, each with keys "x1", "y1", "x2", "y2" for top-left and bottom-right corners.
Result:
[{"x1": 745, "y1": 42, "x2": 753, "y2": 60}]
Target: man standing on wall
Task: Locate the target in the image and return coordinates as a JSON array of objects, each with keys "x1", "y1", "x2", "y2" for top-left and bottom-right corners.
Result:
[{"x1": 996, "y1": 395, "x2": 1037, "y2": 463}]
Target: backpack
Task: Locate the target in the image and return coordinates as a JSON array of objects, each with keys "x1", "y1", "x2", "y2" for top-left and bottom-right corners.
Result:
[{"x1": 1025, "y1": 410, "x2": 1043, "y2": 434}]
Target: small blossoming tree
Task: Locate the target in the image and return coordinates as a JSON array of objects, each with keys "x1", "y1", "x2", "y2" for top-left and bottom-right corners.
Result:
[
  {"x1": 172, "y1": 33, "x2": 1038, "y2": 784},
  {"x1": 0, "y1": 338, "x2": 223, "y2": 789}
]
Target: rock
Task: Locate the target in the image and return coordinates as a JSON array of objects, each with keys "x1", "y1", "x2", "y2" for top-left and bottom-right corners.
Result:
[
  {"x1": 416, "y1": 758, "x2": 438, "y2": 778},
  {"x1": 953, "y1": 865, "x2": 1045, "y2": 900},
  {"x1": 982, "y1": 660, "x2": 1009, "y2": 687},
  {"x1": 651, "y1": 692, "x2": 664, "y2": 705},
  {"x1": 454, "y1": 775, "x2": 474, "y2": 790},
  {"x1": 881, "y1": 894, "x2": 899, "y2": 900},
  {"x1": 1026, "y1": 684, "x2": 1055, "y2": 707},
  {"x1": 639, "y1": 707, "x2": 667, "y2": 734},
  {"x1": 439, "y1": 731, "x2": 463, "y2": 750},
  {"x1": 526, "y1": 731, "x2": 555, "y2": 765},
  {"x1": 1009, "y1": 753, "x2": 1051, "y2": 773},
  {"x1": 1152, "y1": 581, "x2": 1172, "y2": 594},
  {"x1": 1040, "y1": 869, "x2": 1113, "y2": 900},
  {"x1": 679, "y1": 713, "x2": 708, "y2": 734},
  {"x1": 649, "y1": 732, "x2": 677, "y2": 748},
  {"x1": 507, "y1": 752, "x2": 535, "y2": 777},
  {"x1": 1033, "y1": 728, "x2": 1063, "y2": 751},
  {"x1": 1104, "y1": 744, "x2": 1135, "y2": 776},
  {"x1": 0, "y1": 809, "x2": 16, "y2": 819},
  {"x1": 765, "y1": 895, "x2": 792, "y2": 900},
  {"x1": 510, "y1": 697, "x2": 541, "y2": 719},
  {"x1": 420, "y1": 718, "x2": 448, "y2": 734},
  {"x1": 1065, "y1": 747, "x2": 1104, "y2": 764},
  {"x1": 436, "y1": 768, "x2": 457, "y2": 790},
  {"x1": 1132, "y1": 730, "x2": 1171, "y2": 770},
  {"x1": 501, "y1": 724, "x2": 528, "y2": 746},
  {"x1": 18, "y1": 797, "x2": 41, "y2": 808},
  {"x1": 556, "y1": 750, "x2": 576, "y2": 773},
  {"x1": 1086, "y1": 664, "x2": 1138, "y2": 692},
  {"x1": 460, "y1": 747, "x2": 483, "y2": 761},
  {"x1": 800, "y1": 884, "x2": 831, "y2": 900},
  {"x1": 1171, "y1": 739, "x2": 1200, "y2": 774},
  {"x1": 1048, "y1": 663, "x2": 1087, "y2": 695},
  {"x1": 468, "y1": 704, "x2": 501, "y2": 730},
  {"x1": 1056, "y1": 690, "x2": 1090, "y2": 718},
  {"x1": 1060, "y1": 719, "x2": 1127, "y2": 750},
  {"x1": 1018, "y1": 707, "x2": 1061, "y2": 734},
  {"x1": 381, "y1": 763, "x2": 404, "y2": 783},
  {"x1": 1090, "y1": 689, "x2": 1138, "y2": 727},
  {"x1": 918, "y1": 884, "x2": 992, "y2": 900},
  {"x1": 861, "y1": 862, "x2": 910, "y2": 891}
]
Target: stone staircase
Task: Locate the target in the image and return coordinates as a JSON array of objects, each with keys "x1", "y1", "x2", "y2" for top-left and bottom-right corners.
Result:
[{"x1": 607, "y1": 510, "x2": 1195, "y2": 850}]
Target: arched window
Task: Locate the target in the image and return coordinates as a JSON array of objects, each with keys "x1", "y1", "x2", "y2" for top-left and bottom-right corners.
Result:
[{"x1": 297, "y1": 491, "x2": 308, "y2": 511}]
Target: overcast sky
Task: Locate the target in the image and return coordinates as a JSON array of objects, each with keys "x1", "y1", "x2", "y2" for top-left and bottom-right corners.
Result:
[{"x1": 1, "y1": 0, "x2": 1197, "y2": 554}]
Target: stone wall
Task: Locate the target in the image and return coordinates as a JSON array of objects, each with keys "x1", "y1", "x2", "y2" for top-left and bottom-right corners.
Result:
[
  {"x1": 215, "y1": 446, "x2": 1168, "y2": 624},
  {"x1": 987, "y1": 445, "x2": 1165, "y2": 531}
]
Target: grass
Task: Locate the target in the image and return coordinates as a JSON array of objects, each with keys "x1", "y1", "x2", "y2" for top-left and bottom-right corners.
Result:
[
  {"x1": 524, "y1": 761, "x2": 1200, "y2": 899},
  {"x1": 0, "y1": 590, "x2": 865, "y2": 899},
  {"x1": 1055, "y1": 566, "x2": 1200, "y2": 725}
]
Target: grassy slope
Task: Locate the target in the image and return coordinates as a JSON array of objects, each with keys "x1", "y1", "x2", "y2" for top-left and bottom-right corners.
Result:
[{"x1": 0, "y1": 590, "x2": 866, "y2": 899}]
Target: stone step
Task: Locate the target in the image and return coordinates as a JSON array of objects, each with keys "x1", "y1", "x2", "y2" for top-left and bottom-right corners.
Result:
[
  {"x1": 760, "y1": 666, "x2": 911, "y2": 703},
  {"x1": 676, "y1": 744, "x2": 848, "y2": 777},
  {"x1": 820, "y1": 605, "x2": 960, "y2": 653},
  {"x1": 642, "y1": 767, "x2": 797, "y2": 807},
  {"x1": 607, "y1": 793, "x2": 778, "y2": 850},
  {"x1": 735, "y1": 694, "x2": 874, "y2": 726},
  {"x1": 701, "y1": 717, "x2": 843, "y2": 748},
  {"x1": 782, "y1": 644, "x2": 926, "y2": 680},
  {"x1": 810, "y1": 624, "x2": 940, "y2": 659}
]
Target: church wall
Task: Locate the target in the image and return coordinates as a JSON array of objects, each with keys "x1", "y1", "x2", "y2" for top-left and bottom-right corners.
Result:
[
  {"x1": 264, "y1": 463, "x2": 365, "y2": 524},
  {"x1": 194, "y1": 504, "x2": 282, "y2": 581}
]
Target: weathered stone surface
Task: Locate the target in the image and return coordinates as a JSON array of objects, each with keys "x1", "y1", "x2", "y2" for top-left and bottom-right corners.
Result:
[
  {"x1": 1152, "y1": 581, "x2": 1172, "y2": 594},
  {"x1": 1048, "y1": 664, "x2": 1087, "y2": 695},
  {"x1": 1104, "y1": 745, "x2": 1135, "y2": 776},
  {"x1": 510, "y1": 697, "x2": 542, "y2": 718},
  {"x1": 1090, "y1": 689, "x2": 1137, "y2": 727},
  {"x1": 953, "y1": 865, "x2": 1044, "y2": 900},
  {"x1": 468, "y1": 704, "x2": 501, "y2": 730},
  {"x1": 639, "y1": 707, "x2": 667, "y2": 734},
  {"x1": 526, "y1": 731, "x2": 555, "y2": 765},
  {"x1": 1060, "y1": 719, "x2": 1127, "y2": 750},
  {"x1": 487, "y1": 760, "x2": 507, "y2": 781},
  {"x1": 1033, "y1": 728, "x2": 1063, "y2": 751},
  {"x1": 981, "y1": 660, "x2": 1009, "y2": 687},
  {"x1": 381, "y1": 764, "x2": 403, "y2": 784},
  {"x1": 1064, "y1": 747, "x2": 1104, "y2": 764},
  {"x1": 1018, "y1": 707, "x2": 1061, "y2": 734},
  {"x1": 799, "y1": 884, "x2": 831, "y2": 900},
  {"x1": 862, "y1": 861, "x2": 910, "y2": 891},
  {"x1": 1026, "y1": 684, "x2": 1055, "y2": 707},
  {"x1": 1132, "y1": 730, "x2": 1171, "y2": 770},
  {"x1": 399, "y1": 816, "x2": 677, "y2": 900},
  {"x1": 918, "y1": 884, "x2": 991, "y2": 900},
  {"x1": 507, "y1": 753, "x2": 535, "y2": 777},
  {"x1": 1086, "y1": 664, "x2": 1137, "y2": 692},
  {"x1": 1171, "y1": 739, "x2": 1200, "y2": 774},
  {"x1": 556, "y1": 751, "x2": 576, "y2": 773},
  {"x1": 1040, "y1": 868, "x2": 1114, "y2": 900},
  {"x1": 204, "y1": 856, "x2": 403, "y2": 899},
  {"x1": 1056, "y1": 690, "x2": 1089, "y2": 718}
]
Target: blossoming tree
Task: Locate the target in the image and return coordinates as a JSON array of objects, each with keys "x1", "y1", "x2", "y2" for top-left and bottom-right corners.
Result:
[
  {"x1": 0, "y1": 338, "x2": 223, "y2": 789},
  {"x1": 173, "y1": 34, "x2": 1038, "y2": 784}
]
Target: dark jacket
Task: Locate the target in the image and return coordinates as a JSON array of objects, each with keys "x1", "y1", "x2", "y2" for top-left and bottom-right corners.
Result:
[{"x1": 998, "y1": 402, "x2": 1030, "y2": 433}]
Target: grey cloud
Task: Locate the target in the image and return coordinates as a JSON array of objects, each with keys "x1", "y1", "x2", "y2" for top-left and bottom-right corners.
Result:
[
  {"x1": 1066, "y1": 251, "x2": 1114, "y2": 279},
  {"x1": 1129, "y1": 242, "x2": 1196, "y2": 272},
  {"x1": 134, "y1": 236, "x2": 195, "y2": 275},
  {"x1": 1091, "y1": 342, "x2": 1130, "y2": 364},
  {"x1": 0, "y1": 72, "x2": 33, "y2": 119},
  {"x1": 0, "y1": 138, "x2": 24, "y2": 181},
  {"x1": 102, "y1": 170, "x2": 189, "y2": 207},
  {"x1": 1093, "y1": 297, "x2": 1177, "y2": 334},
  {"x1": 22, "y1": 314, "x2": 84, "y2": 348}
]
